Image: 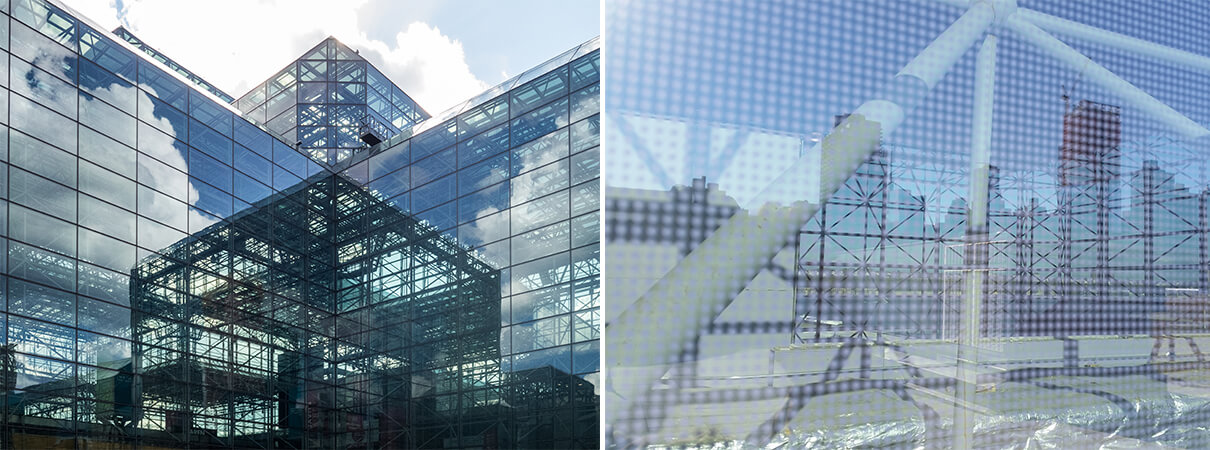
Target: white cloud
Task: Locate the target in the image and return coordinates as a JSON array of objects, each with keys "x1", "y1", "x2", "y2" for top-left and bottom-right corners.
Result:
[
  {"x1": 59, "y1": 0, "x2": 489, "y2": 114},
  {"x1": 58, "y1": 0, "x2": 121, "y2": 31},
  {"x1": 357, "y1": 22, "x2": 490, "y2": 115}
]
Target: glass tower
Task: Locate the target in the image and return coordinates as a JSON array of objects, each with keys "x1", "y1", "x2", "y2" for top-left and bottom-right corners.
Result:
[
  {"x1": 234, "y1": 38, "x2": 429, "y2": 167},
  {"x1": 0, "y1": 0, "x2": 598, "y2": 448}
]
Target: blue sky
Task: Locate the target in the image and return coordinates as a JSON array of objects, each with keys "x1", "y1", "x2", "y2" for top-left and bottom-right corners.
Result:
[{"x1": 60, "y1": 0, "x2": 599, "y2": 114}]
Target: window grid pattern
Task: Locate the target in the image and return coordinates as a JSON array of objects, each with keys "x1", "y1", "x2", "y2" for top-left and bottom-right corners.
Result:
[
  {"x1": 235, "y1": 38, "x2": 429, "y2": 167},
  {"x1": 341, "y1": 47, "x2": 601, "y2": 449},
  {"x1": 0, "y1": 0, "x2": 599, "y2": 448}
]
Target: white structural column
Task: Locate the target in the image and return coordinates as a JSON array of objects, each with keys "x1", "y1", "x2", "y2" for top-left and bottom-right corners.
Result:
[
  {"x1": 1007, "y1": 16, "x2": 1210, "y2": 139},
  {"x1": 604, "y1": 0, "x2": 1003, "y2": 440},
  {"x1": 955, "y1": 33, "x2": 997, "y2": 450}
]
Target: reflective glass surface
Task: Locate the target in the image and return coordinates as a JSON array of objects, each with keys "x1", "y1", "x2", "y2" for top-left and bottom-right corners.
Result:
[
  {"x1": 0, "y1": 0, "x2": 599, "y2": 448},
  {"x1": 606, "y1": 0, "x2": 1210, "y2": 448},
  {"x1": 343, "y1": 46, "x2": 602, "y2": 450},
  {"x1": 235, "y1": 38, "x2": 429, "y2": 167}
]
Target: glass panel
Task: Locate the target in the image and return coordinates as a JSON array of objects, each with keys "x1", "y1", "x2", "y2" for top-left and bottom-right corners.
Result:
[
  {"x1": 139, "y1": 94, "x2": 188, "y2": 140},
  {"x1": 274, "y1": 140, "x2": 308, "y2": 177},
  {"x1": 80, "y1": 126, "x2": 136, "y2": 177},
  {"x1": 366, "y1": 168, "x2": 408, "y2": 200},
  {"x1": 268, "y1": 66, "x2": 296, "y2": 97},
  {"x1": 138, "y1": 62, "x2": 187, "y2": 111},
  {"x1": 571, "y1": 147, "x2": 599, "y2": 186},
  {"x1": 12, "y1": 0, "x2": 76, "y2": 46},
  {"x1": 137, "y1": 184, "x2": 187, "y2": 231},
  {"x1": 79, "y1": 58, "x2": 137, "y2": 113},
  {"x1": 413, "y1": 175, "x2": 455, "y2": 213},
  {"x1": 460, "y1": 181, "x2": 509, "y2": 225},
  {"x1": 190, "y1": 91, "x2": 232, "y2": 135},
  {"x1": 299, "y1": 59, "x2": 328, "y2": 82},
  {"x1": 137, "y1": 152, "x2": 189, "y2": 200},
  {"x1": 511, "y1": 159, "x2": 570, "y2": 206},
  {"x1": 78, "y1": 226, "x2": 136, "y2": 272},
  {"x1": 233, "y1": 170, "x2": 272, "y2": 204},
  {"x1": 234, "y1": 147, "x2": 272, "y2": 181},
  {"x1": 369, "y1": 141, "x2": 409, "y2": 180},
  {"x1": 460, "y1": 208, "x2": 510, "y2": 249},
  {"x1": 79, "y1": 194, "x2": 135, "y2": 242},
  {"x1": 570, "y1": 212, "x2": 598, "y2": 248},
  {"x1": 80, "y1": 160, "x2": 136, "y2": 210},
  {"x1": 11, "y1": 130, "x2": 76, "y2": 186},
  {"x1": 458, "y1": 95, "x2": 509, "y2": 139},
  {"x1": 412, "y1": 147, "x2": 456, "y2": 188},
  {"x1": 511, "y1": 97, "x2": 569, "y2": 148},
  {"x1": 458, "y1": 123, "x2": 510, "y2": 169},
  {"x1": 9, "y1": 19, "x2": 76, "y2": 83},
  {"x1": 510, "y1": 66, "x2": 568, "y2": 117},
  {"x1": 136, "y1": 215, "x2": 185, "y2": 252},
  {"x1": 512, "y1": 221, "x2": 570, "y2": 265},
  {"x1": 332, "y1": 82, "x2": 365, "y2": 104},
  {"x1": 79, "y1": 24, "x2": 136, "y2": 81},
  {"x1": 411, "y1": 119, "x2": 456, "y2": 160},
  {"x1": 9, "y1": 241, "x2": 75, "y2": 291},
  {"x1": 10, "y1": 167, "x2": 75, "y2": 220},
  {"x1": 9, "y1": 202, "x2": 76, "y2": 256},
  {"x1": 367, "y1": 65, "x2": 389, "y2": 95},
  {"x1": 459, "y1": 152, "x2": 509, "y2": 196},
  {"x1": 570, "y1": 114, "x2": 599, "y2": 154},
  {"x1": 10, "y1": 92, "x2": 77, "y2": 152},
  {"x1": 512, "y1": 190, "x2": 570, "y2": 235},
  {"x1": 570, "y1": 83, "x2": 600, "y2": 123},
  {"x1": 265, "y1": 85, "x2": 297, "y2": 121},
  {"x1": 234, "y1": 120, "x2": 272, "y2": 156},
  {"x1": 11, "y1": 55, "x2": 77, "y2": 118},
  {"x1": 512, "y1": 128, "x2": 569, "y2": 176},
  {"x1": 569, "y1": 50, "x2": 599, "y2": 91},
  {"x1": 78, "y1": 261, "x2": 130, "y2": 306},
  {"x1": 80, "y1": 92, "x2": 136, "y2": 147},
  {"x1": 189, "y1": 149, "x2": 232, "y2": 192}
]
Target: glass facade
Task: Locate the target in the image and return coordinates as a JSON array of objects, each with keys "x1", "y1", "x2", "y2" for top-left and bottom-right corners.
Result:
[
  {"x1": 0, "y1": 0, "x2": 599, "y2": 448},
  {"x1": 336, "y1": 36, "x2": 602, "y2": 449},
  {"x1": 605, "y1": 0, "x2": 1210, "y2": 448},
  {"x1": 113, "y1": 26, "x2": 236, "y2": 104},
  {"x1": 235, "y1": 38, "x2": 430, "y2": 167}
]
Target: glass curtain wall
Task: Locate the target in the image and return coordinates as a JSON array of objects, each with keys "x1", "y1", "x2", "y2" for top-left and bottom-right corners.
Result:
[
  {"x1": 235, "y1": 38, "x2": 429, "y2": 167},
  {"x1": 336, "y1": 38, "x2": 601, "y2": 449},
  {"x1": 0, "y1": 0, "x2": 601, "y2": 448}
]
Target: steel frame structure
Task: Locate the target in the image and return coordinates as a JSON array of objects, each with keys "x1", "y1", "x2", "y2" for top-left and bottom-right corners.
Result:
[{"x1": 606, "y1": 0, "x2": 1210, "y2": 446}]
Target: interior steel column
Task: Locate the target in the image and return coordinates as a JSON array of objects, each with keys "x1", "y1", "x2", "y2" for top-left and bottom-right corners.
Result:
[
  {"x1": 955, "y1": 33, "x2": 997, "y2": 449},
  {"x1": 605, "y1": 1, "x2": 1006, "y2": 444}
]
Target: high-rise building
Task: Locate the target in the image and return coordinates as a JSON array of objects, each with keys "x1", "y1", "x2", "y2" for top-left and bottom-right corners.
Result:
[{"x1": 0, "y1": 0, "x2": 598, "y2": 448}]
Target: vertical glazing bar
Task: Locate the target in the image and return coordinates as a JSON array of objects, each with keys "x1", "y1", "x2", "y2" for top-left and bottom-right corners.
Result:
[
  {"x1": 955, "y1": 33, "x2": 997, "y2": 450},
  {"x1": 606, "y1": 1, "x2": 1001, "y2": 444}
]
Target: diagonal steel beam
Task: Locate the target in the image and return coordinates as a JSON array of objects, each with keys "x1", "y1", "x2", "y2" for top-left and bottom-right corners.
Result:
[
  {"x1": 605, "y1": 0, "x2": 1005, "y2": 444},
  {"x1": 1017, "y1": 8, "x2": 1210, "y2": 74},
  {"x1": 1006, "y1": 15, "x2": 1210, "y2": 139}
]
